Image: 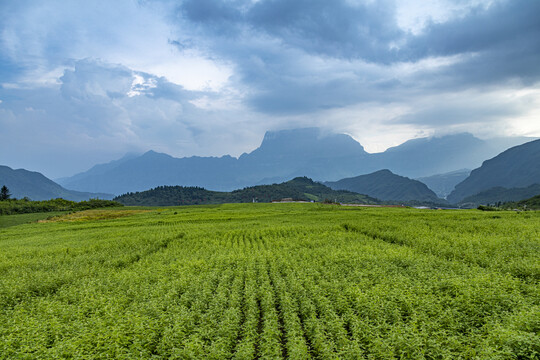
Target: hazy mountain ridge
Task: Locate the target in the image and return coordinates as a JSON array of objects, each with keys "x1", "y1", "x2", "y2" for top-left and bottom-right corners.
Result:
[
  {"x1": 57, "y1": 128, "x2": 537, "y2": 196},
  {"x1": 0, "y1": 165, "x2": 113, "y2": 201},
  {"x1": 325, "y1": 169, "x2": 443, "y2": 203},
  {"x1": 55, "y1": 152, "x2": 140, "y2": 184},
  {"x1": 447, "y1": 139, "x2": 540, "y2": 203}
]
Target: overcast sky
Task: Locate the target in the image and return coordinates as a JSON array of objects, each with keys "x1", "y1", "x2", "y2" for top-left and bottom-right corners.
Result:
[{"x1": 1, "y1": 0, "x2": 539, "y2": 178}]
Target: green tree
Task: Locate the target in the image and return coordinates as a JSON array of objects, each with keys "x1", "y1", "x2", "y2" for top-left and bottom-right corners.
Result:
[{"x1": 0, "y1": 185, "x2": 11, "y2": 200}]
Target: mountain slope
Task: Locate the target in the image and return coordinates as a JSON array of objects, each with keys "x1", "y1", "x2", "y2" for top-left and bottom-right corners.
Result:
[
  {"x1": 416, "y1": 169, "x2": 471, "y2": 199},
  {"x1": 447, "y1": 139, "x2": 540, "y2": 203},
  {"x1": 0, "y1": 165, "x2": 113, "y2": 201},
  {"x1": 325, "y1": 169, "x2": 443, "y2": 202},
  {"x1": 114, "y1": 176, "x2": 379, "y2": 206},
  {"x1": 459, "y1": 184, "x2": 540, "y2": 206}
]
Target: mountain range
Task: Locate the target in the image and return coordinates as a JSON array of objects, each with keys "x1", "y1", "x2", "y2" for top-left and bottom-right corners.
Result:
[
  {"x1": 57, "y1": 128, "x2": 534, "y2": 196},
  {"x1": 0, "y1": 165, "x2": 113, "y2": 201}
]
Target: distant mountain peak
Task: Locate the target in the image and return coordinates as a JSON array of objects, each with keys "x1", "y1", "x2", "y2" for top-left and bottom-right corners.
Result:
[
  {"x1": 372, "y1": 169, "x2": 394, "y2": 175},
  {"x1": 251, "y1": 127, "x2": 366, "y2": 158},
  {"x1": 142, "y1": 150, "x2": 170, "y2": 157}
]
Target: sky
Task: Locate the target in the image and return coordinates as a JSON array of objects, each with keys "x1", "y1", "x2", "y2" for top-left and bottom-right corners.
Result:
[{"x1": 1, "y1": 0, "x2": 539, "y2": 178}]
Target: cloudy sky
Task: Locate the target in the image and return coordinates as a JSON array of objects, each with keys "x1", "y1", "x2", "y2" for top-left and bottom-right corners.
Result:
[{"x1": 1, "y1": 0, "x2": 539, "y2": 178}]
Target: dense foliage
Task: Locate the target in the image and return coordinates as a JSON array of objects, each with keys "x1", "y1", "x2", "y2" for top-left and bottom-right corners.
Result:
[
  {"x1": 114, "y1": 177, "x2": 379, "y2": 206},
  {"x1": 0, "y1": 204, "x2": 538, "y2": 358},
  {"x1": 0, "y1": 198, "x2": 122, "y2": 215}
]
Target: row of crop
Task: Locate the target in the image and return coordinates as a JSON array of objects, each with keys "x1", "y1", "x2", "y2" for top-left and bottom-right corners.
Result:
[{"x1": 338, "y1": 208, "x2": 540, "y2": 282}]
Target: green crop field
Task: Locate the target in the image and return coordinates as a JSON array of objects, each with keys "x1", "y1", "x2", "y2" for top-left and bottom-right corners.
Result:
[{"x1": 0, "y1": 204, "x2": 538, "y2": 359}]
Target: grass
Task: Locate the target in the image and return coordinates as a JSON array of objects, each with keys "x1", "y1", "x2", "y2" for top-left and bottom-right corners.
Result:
[
  {"x1": 0, "y1": 203, "x2": 538, "y2": 359},
  {"x1": 39, "y1": 209, "x2": 151, "y2": 222},
  {"x1": 0, "y1": 211, "x2": 69, "y2": 228}
]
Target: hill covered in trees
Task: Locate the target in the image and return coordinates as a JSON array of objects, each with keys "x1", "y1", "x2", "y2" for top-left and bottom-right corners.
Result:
[
  {"x1": 114, "y1": 177, "x2": 379, "y2": 206},
  {"x1": 506, "y1": 194, "x2": 540, "y2": 210},
  {"x1": 325, "y1": 169, "x2": 444, "y2": 203}
]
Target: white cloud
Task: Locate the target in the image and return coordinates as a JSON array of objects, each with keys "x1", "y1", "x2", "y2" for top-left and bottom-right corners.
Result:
[
  {"x1": 0, "y1": 0, "x2": 231, "y2": 91},
  {"x1": 395, "y1": 0, "x2": 500, "y2": 34}
]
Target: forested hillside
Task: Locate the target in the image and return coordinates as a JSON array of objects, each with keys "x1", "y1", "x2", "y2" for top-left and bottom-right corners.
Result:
[
  {"x1": 326, "y1": 169, "x2": 443, "y2": 202},
  {"x1": 114, "y1": 177, "x2": 379, "y2": 206}
]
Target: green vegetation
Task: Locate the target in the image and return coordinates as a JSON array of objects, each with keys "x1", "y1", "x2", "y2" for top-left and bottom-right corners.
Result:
[
  {"x1": 0, "y1": 211, "x2": 69, "y2": 228},
  {"x1": 114, "y1": 176, "x2": 379, "y2": 206},
  {"x1": 0, "y1": 198, "x2": 122, "y2": 215},
  {"x1": 0, "y1": 204, "x2": 538, "y2": 358},
  {"x1": 503, "y1": 193, "x2": 540, "y2": 210}
]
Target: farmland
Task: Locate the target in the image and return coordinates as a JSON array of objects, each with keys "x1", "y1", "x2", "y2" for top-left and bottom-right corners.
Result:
[{"x1": 0, "y1": 204, "x2": 538, "y2": 359}]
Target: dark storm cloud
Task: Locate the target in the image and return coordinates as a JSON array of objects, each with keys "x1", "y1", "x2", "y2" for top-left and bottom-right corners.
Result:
[
  {"x1": 175, "y1": 0, "x2": 540, "y2": 115},
  {"x1": 176, "y1": 0, "x2": 402, "y2": 114},
  {"x1": 404, "y1": 1, "x2": 540, "y2": 59},
  {"x1": 246, "y1": 0, "x2": 402, "y2": 62},
  {"x1": 180, "y1": 0, "x2": 246, "y2": 35},
  {"x1": 180, "y1": 0, "x2": 402, "y2": 62},
  {"x1": 403, "y1": 0, "x2": 540, "y2": 85}
]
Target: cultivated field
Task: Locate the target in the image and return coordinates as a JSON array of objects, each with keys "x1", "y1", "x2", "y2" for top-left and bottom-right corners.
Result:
[{"x1": 0, "y1": 204, "x2": 538, "y2": 359}]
